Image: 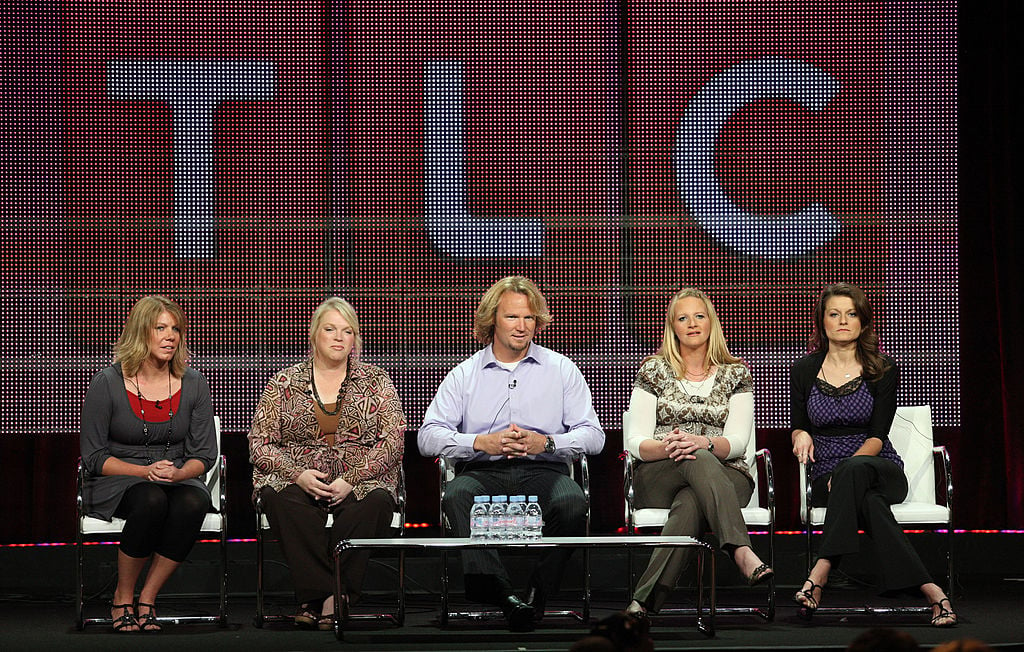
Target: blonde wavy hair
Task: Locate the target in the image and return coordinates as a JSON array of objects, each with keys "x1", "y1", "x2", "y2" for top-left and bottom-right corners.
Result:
[
  {"x1": 473, "y1": 276, "x2": 552, "y2": 344},
  {"x1": 308, "y1": 296, "x2": 363, "y2": 356},
  {"x1": 655, "y1": 287, "x2": 741, "y2": 379},
  {"x1": 114, "y1": 295, "x2": 191, "y2": 378}
]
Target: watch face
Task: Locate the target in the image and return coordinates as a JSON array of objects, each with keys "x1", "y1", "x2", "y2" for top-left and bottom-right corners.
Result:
[{"x1": 545, "y1": 437, "x2": 556, "y2": 453}]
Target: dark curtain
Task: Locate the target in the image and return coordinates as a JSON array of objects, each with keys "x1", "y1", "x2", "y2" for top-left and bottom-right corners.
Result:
[{"x1": 959, "y1": 0, "x2": 1023, "y2": 528}]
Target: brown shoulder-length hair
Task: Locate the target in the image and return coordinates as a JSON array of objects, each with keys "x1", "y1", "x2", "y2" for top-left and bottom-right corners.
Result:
[
  {"x1": 654, "y1": 287, "x2": 742, "y2": 379},
  {"x1": 808, "y1": 283, "x2": 891, "y2": 381},
  {"x1": 114, "y1": 295, "x2": 191, "y2": 378},
  {"x1": 473, "y1": 276, "x2": 552, "y2": 344}
]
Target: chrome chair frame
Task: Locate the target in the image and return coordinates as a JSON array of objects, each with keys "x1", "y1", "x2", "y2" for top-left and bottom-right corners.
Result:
[
  {"x1": 75, "y1": 416, "x2": 227, "y2": 629},
  {"x1": 799, "y1": 405, "x2": 954, "y2": 615},
  {"x1": 436, "y1": 453, "x2": 591, "y2": 625},
  {"x1": 623, "y1": 411, "x2": 776, "y2": 620}
]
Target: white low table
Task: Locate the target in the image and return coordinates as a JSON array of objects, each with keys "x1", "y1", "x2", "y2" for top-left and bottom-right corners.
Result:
[{"x1": 333, "y1": 535, "x2": 716, "y2": 638}]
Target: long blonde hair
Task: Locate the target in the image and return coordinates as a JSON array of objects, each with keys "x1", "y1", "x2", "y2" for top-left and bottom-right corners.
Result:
[
  {"x1": 655, "y1": 287, "x2": 740, "y2": 379},
  {"x1": 114, "y1": 295, "x2": 190, "y2": 378},
  {"x1": 473, "y1": 276, "x2": 552, "y2": 344}
]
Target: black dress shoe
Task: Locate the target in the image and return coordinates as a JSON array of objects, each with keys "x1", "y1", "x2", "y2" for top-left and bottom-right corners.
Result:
[{"x1": 501, "y1": 595, "x2": 535, "y2": 632}]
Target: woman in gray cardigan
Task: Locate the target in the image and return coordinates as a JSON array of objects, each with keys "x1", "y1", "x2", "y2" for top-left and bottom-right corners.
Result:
[{"x1": 80, "y1": 296, "x2": 217, "y2": 632}]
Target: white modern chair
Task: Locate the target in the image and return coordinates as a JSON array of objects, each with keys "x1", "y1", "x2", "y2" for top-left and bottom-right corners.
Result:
[
  {"x1": 799, "y1": 404, "x2": 953, "y2": 614},
  {"x1": 254, "y1": 466, "x2": 407, "y2": 627},
  {"x1": 623, "y1": 410, "x2": 776, "y2": 620},
  {"x1": 75, "y1": 416, "x2": 227, "y2": 629},
  {"x1": 437, "y1": 453, "x2": 592, "y2": 625}
]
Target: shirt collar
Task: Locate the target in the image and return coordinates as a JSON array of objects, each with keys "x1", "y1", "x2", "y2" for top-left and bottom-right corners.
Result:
[{"x1": 481, "y1": 341, "x2": 544, "y2": 368}]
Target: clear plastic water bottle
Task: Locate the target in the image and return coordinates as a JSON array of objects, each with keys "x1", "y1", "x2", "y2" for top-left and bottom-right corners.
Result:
[
  {"x1": 470, "y1": 495, "x2": 491, "y2": 540},
  {"x1": 524, "y1": 495, "x2": 543, "y2": 541},
  {"x1": 506, "y1": 495, "x2": 526, "y2": 541},
  {"x1": 489, "y1": 495, "x2": 508, "y2": 541}
]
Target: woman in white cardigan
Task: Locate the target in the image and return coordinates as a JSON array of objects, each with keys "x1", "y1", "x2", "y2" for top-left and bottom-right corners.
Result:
[{"x1": 625, "y1": 288, "x2": 772, "y2": 618}]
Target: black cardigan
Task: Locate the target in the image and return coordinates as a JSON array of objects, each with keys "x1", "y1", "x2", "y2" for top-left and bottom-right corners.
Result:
[{"x1": 790, "y1": 350, "x2": 899, "y2": 441}]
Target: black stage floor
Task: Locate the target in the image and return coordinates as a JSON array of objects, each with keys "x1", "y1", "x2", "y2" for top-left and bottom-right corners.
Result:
[
  {"x1": 2, "y1": 580, "x2": 1022, "y2": 651},
  {"x1": 2, "y1": 535, "x2": 1022, "y2": 651}
]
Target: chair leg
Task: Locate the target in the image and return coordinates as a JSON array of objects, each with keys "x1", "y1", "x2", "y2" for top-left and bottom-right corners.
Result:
[
  {"x1": 218, "y1": 528, "x2": 228, "y2": 625},
  {"x1": 75, "y1": 535, "x2": 85, "y2": 630},
  {"x1": 255, "y1": 526, "x2": 265, "y2": 628}
]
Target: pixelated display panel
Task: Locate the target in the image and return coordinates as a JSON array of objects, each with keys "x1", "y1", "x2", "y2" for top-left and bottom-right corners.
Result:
[{"x1": 1, "y1": 0, "x2": 956, "y2": 436}]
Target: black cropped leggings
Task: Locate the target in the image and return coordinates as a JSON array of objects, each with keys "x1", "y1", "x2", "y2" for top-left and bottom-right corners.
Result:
[{"x1": 113, "y1": 482, "x2": 211, "y2": 562}]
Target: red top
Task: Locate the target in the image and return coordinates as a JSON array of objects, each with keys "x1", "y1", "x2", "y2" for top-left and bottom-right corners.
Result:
[{"x1": 126, "y1": 389, "x2": 181, "y2": 422}]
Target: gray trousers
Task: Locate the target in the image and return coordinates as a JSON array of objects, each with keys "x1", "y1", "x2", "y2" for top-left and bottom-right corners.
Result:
[{"x1": 632, "y1": 450, "x2": 753, "y2": 612}]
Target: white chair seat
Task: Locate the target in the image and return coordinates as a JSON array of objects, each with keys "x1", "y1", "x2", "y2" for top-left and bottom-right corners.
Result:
[
  {"x1": 799, "y1": 405, "x2": 954, "y2": 602},
  {"x1": 805, "y1": 503, "x2": 950, "y2": 526},
  {"x1": 258, "y1": 512, "x2": 403, "y2": 531},
  {"x1": 83, "y1": 512, "x2": 225, "y2": 535},
  {"x1": 76, "y1": 416, "x2": 227, "y2": 629}
]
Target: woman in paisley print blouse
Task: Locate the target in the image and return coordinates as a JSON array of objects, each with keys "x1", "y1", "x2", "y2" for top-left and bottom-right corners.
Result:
[
  {"x1": 790, "y1": 283, "x2": 955, "y2": 627},
  {"x1": 624, "y1": 288, "x2": 773, "y2": 619},
  {"x1": 248, "y1": 297, "x2": 406, "y2": 630}
]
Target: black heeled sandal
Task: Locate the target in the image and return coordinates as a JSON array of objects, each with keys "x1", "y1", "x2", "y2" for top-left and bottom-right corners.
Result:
[
  {"x1": 111, "y1": 602, "x2": 138, "y2": 633},
  {"x1": 793, "y1": 579, "x2": 823, "y2": 619},
  {"x1": 136, "y1": 602, "x2": 161, "y2": 632},
  {"x1": 930, "y1": 597, "x2": 958, "y2": 628}
]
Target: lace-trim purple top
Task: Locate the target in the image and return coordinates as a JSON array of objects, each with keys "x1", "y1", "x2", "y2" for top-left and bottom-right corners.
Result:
[{"x1": 806, "y1": 378, "x2": 903, "y2": 481}]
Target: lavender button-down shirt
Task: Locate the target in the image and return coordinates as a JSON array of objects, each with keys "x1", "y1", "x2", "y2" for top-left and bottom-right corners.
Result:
[{"x1": 417, "y1": 342, "x2": 605, "y2": 462}]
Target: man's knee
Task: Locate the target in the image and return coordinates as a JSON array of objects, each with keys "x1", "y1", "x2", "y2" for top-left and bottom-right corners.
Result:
[{"x1": 545, "y1": 484, "x2": 587, "y2": 524}]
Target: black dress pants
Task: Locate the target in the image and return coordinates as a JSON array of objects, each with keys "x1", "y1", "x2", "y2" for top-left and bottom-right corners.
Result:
[
  {"x1": 811, "y1": 455, "x2": 932, "y2": 592},
  {"x1": 441, "y1": 460, "x2": 586, "y2": 604},
  {"x1": 260, "y1": 484, "x2": 396, "y2": 605}
]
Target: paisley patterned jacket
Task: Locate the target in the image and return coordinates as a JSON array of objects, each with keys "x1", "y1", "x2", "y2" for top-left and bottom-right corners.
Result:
[{"x1": 248, "y1": 357, "x2": 406, "y2": 503}]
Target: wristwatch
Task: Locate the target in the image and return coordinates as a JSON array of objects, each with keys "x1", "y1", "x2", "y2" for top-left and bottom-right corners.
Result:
[
  {"x1": 544, "y1": 436, "x2": 556, "y2": 454},
  {"x1": 705, "y1": 436, "x2": 715, "y2": 454}
]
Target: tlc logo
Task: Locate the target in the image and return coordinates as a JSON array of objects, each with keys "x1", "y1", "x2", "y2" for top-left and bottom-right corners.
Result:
[{"x1": 99, "y1": 56, "x2": 841, "y2": 261}]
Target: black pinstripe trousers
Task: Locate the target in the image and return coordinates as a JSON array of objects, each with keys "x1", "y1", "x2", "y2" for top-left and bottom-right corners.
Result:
[{"x1": 442, "y1": 460, "x2": 586, "y2": 601}]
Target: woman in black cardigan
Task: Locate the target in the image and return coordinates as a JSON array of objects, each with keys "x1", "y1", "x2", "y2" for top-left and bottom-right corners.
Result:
[
  {"x1": 790, "y1": 283, "x2": 955, "y2": 628},
  {"x1": 81, "y1": 296, "x2": 217, "y2": 632}
]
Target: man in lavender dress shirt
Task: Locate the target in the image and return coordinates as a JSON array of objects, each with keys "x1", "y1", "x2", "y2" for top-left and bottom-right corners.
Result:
[{"x1": 418, "y1": 276, "x2": 605, "y2": 631}]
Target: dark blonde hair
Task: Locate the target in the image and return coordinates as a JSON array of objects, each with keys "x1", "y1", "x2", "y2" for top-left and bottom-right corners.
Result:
[
  {"x1": 655, "y1": 287, "x2": 740, "y2": 379},
  {"x1": 809, "y1": 283, "x2": 891, "y2": 381},
  {"x1": 308, "y1": 297, "x2": 363, "y2": 356},
  {"x1": 473, "y1": 276, "x2": 552, "y2": 344},
  {"x1": 114, "y1": 295, "x2": 190, "y2": 378}
]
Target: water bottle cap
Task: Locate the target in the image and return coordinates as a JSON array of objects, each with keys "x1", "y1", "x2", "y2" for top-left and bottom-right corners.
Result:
[
  {"x1": 528, "y1": 495, "x2": 539, "y2": 502},
  {"x1": 493, "y1": 495, "x2": 508, "y2": 502},
  {"x1": 512, "y1": 495, "x2": 525, "y2": 502},
  {"x1": 475, "y1": 495, "x2": 490, "y2": 502}
]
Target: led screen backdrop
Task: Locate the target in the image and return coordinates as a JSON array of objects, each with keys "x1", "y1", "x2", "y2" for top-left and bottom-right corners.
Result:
[{"x1": 4, "y1": 0, "x2": 956, "y2": 437}]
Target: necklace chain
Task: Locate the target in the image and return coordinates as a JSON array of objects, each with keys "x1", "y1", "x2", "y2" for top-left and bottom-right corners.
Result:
[
  {"x1": 680, "y1": 366, "x2": 713, "y2": 404},
  {"x1": 310, "y1": 363, "x2": 346, "y2": 416},
  {"x1": 129, "y1": 370, "x2": 174, "y2": 464}
]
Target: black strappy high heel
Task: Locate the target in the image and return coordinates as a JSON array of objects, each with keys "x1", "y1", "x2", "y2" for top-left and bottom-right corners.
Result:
[{"x1": 793, "y1": 578, "x2": 823, "y2": 619}]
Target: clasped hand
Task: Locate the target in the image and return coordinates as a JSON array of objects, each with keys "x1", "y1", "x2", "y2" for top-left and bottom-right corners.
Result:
[
  {"x1": 662, "y1": 428, "x2": 706, "y2": 462},
  {"x1": 476, "y1": 423, "x2": 543, "y2": 458},
  {"x1": 146, "y1": 459, "x2": 182, "y2": 483},
  {"x1": 296, "y1": 469, "x2": 353, "y2": 507}
]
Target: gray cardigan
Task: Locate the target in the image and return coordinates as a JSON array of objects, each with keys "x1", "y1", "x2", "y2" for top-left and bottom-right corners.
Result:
[{"x1": 80, "y1": 364, "x2": 217, "y2": 520}]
